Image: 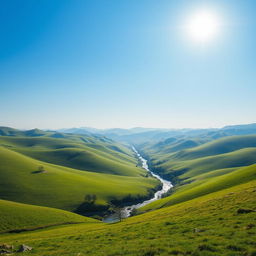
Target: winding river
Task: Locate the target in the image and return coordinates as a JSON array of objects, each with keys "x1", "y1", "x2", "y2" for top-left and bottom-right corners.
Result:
[{"x1": 103, "y1": 147, "x2": 173, "y2": 223}]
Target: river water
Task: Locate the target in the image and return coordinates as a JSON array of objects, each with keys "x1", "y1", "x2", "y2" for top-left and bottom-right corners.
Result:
[{"x1": 103, "y1": 147, "x2": 173, "y2": 223}]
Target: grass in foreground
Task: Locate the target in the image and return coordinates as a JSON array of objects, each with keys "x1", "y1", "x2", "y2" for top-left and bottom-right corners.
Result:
[{"x1": 0, "y1": 180, "x2": 255, "y2": 256}]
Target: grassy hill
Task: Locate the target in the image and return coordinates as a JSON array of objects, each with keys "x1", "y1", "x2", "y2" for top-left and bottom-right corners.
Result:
[
  {"x1": 0, "y1": 127, "x2": 255, "y2": 255},
  {"x1": 0, "y1": 179, "x2": 255, "y2": 255},
  {"x1": 173, "y1": 135, "x2": 256, "y2": 160},
  {"x1": 0, "y1": 126, "x2": 24, "y2": 136},
  {"x1": 0, "y1": 134, "x2": 144, "y2": 176},
  {"x1": 0, "y1": 146, "x2": 159, "y2": 215},
  {"x1": 136, "y1": 135, "x2": 256, "y2": 213},
  {"x1": 141, "y1": 135, "x2": 256, "y2": 181},
  {"x1": 139, "y1": 164, "x2": 256, "y2": 212},
  {"x1": 159, "y1": 147, "x2": 256, "y2": 180},
  {"x1": 0, "y1": 199, "x2": 95, "y2": 233},
  {"x1": 0, "y1": 128, "x2": 161, "y2": 217}
]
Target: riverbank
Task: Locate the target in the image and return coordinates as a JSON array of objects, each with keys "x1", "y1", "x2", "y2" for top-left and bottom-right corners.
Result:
[{"x1": 103, "y1": 147, "x2": 173, "y2": 223}]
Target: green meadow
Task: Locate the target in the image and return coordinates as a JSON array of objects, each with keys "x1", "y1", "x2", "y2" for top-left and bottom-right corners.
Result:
[
  {"x1": 0, "y1": 199, "x2": 93, "y2": 233},
  {"x1": 0, "y1": 180, "x2": 255, "y2": 255},
  {"x1": 139, "y1": 163, "x2": 256, "y2": 212},
  {"x1": 1, "y1": 0, "x2": 256, "y2": 254},
  {"x1": 0, "y1": 128, "x2": 160, "y2": 216},
  {"x1": 0, "y1": 127, "x2": 255, "y2": 255},
  {"x1": 137, "y1": 135, "x2": 256, "y2": 212}
]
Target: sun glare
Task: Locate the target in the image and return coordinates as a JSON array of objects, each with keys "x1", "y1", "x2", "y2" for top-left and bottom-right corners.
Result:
[{"x1": 186, "y1": 9, "x2": 221, "y2": 43}]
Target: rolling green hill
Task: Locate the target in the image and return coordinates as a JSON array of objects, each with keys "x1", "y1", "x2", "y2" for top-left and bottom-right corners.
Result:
[
  {"x1": 0, "y1": 179, "x2": 255, "y2": 255},
  {"x1": 141, "y1": 135, "x2": 256, "y2": 181},
  {"x1": 173, "y1": 135, "x2": 256, "y2": 160},
  {"x1": 0, "y1": 127, "x2": 256, "y2": 255},
  {"x1": 140, "y1": 164, "x2": 256, "y2": 212},
  {"x1": 0, "y1": 128, "x2": 161, "y2": 217},
  {"x1": 0, "y1": 126, "x2": 24, "y2": 136},
  {"x1": 0, "y1": 199, "x2": 95, "y2": 233},
  {"x1": 135, "y1": 135, "x2": 256, "y2": 214},
  {"x1": 0, "y1": 146, "x2": 159, "y2": 214},
  {"x1": 160, "y1": 147, "x2": 256, "y2": 180},
  {"x1": 0, "y1": 134, "x2": 143, "y2": 176}
]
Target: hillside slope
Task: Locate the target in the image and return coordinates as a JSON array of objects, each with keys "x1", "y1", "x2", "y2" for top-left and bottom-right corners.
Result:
[
  {"x1": 173, "y1": 135, "x2": 256, "y2": 160},
  {"x1": 0, "y1": 134, "x2": 141, "y2": 176},
  {"x1": 0, "y1": 128, "x2": 255, "y2": 255},
  {"x1": 160, "y1": 147, "x2": 256, "y2": 180},
  {"x1": 142, "y1": 135, "x2": 256, "y2": 181},
  {"x1": 140, "y1": 164, "x2": 256, "y2": 212},
  {"x1": 0, "y1": 199, "x2": 95, "y2": 233},
  {"x1": 138, "y1": 135, "x2": 256, "y2": 212},
  {"x1": 0, "y1": 128, "x2": 161, "y2": 217},
  {"x1": 0, "y1": 146, "x2": 159, "y2": 215},
  {"x1": 0, "y1": 180, "x2": 255, "y2": 255}
]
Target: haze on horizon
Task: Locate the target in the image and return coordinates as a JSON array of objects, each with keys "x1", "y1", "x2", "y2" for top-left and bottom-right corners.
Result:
[
  {"x1": 0, "y1": 0, "x2": 255, "y2": 130},
  {"x1": 3, "y1": 122, "x2": 256, "y2": 132}
]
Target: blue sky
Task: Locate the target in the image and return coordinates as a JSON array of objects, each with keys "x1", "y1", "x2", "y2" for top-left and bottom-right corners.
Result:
[{"x1": 0, "y1": 0, "x2": 255, "y2": 129}]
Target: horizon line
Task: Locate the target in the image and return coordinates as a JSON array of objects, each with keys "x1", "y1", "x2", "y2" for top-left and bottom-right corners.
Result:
[{"x1": 1, "y1": 122, "x2": 255, "y2": 132}]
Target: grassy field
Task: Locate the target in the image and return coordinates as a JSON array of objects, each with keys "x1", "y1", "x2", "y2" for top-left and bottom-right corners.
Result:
[
  {"x1": 0, "y1": 128, "x2": 256, "y2": 255},
  {"x1": 137, "y1": 135, "x2": 256, "y2": 212},
  {"x1": 174, "y1": 135, "x2": 256, "y2": 160},
  {"x1": 0, "y1": 134, "x2": 143, "y2": 176},
  {"x1": 0, "y1": 146, "x2": 159, "y2": 214},
  {"x1": 0, "y1": 128, "x2": 161, "y2": 217},
  {"x1": 144, "y1": 135, "x2": 256, "y2": 160},
  {"x1": 0, "y1": 199, "x2": 95, "y2": 233},
  {"x1": 0, "y1": 180, "x2": 255, "y2": 255},
  {"x1": 160, "y1": 147, "x2": 256, "y2": 180},
  {"x1": 139, "y1": 163, "x2": 256, "y2": 212},
  {"x1": 140, "y1": 135, "x2": 256, "y2": 183}
]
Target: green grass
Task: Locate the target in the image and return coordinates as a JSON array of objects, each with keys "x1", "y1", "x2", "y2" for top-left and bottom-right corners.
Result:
[
  {"x1": 160, "y1": 147, "x2": 256, "y2": 180},
  {"x1": 0, "y1": 146, "x2": 159, "y2": 212},
  {"x1": 0, "y1": 199, "x2": 95, "y2": 233},
  {"x1": 18, "y1": 146, "x2": 143, "y2": 176},
  {"x1": 184, "y1": 166, "x2": 238, "y2": 182},
  {"x1": 139, "y1": 163, "x2": 256, "y2": 212},
  {"x1": 150, "y1": 138, "x2": 203, "y2": 155},
  {"x1": 138, "y1": 135, "x2": 256, "y2": 213},
  {"x1": 0, "y1": 180, "x2": 255, "y2": 255},
  {"x1": 144, "y1": 134, "x2": 256, "y2": 163},
  {"x1": 0, "y1": 129, "x2": 256, "y2": 255},
  {"x1": 172, "y1": 135, "x2": 256, "y2": 160},
  {"x1": 0, "y1": 129, "x2": 162, "y2": 216},
  {"x1": 0, "y1": 136, "x2": 141, "y2": 176},
  {"x1": 141, "y1": 135, "x2": 256, "y2": 183}
]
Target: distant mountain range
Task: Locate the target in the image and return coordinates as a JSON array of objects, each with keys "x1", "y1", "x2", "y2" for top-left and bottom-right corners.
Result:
[
  {"x1": 58, "y1": 127, "x2": 164, "y2": 136},
  {"x1": 1, "y1": 123, "x2": 256, "y2": 144},
  {"x1": 56, "y1": 123, "x2": 256, "y2": 143}
]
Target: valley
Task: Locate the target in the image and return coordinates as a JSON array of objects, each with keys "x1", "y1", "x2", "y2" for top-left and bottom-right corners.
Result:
[
  {"x1": 103, "y1": 147, "x2": 173, "y2": 222},
  {"x1": 0, "y1": 124, "x2": 255, "y2": 255},
  {"x1": 0, "y1": 127, "x2": 161, "y2": 221},
  {"x1": 1, "y1": 1, "x2": 255, "y2": 255}
]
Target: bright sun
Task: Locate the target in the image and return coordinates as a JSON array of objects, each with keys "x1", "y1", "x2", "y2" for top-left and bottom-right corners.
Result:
[{"x1": 186, "y1": 9, "x2": 220, "y2": 43}]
